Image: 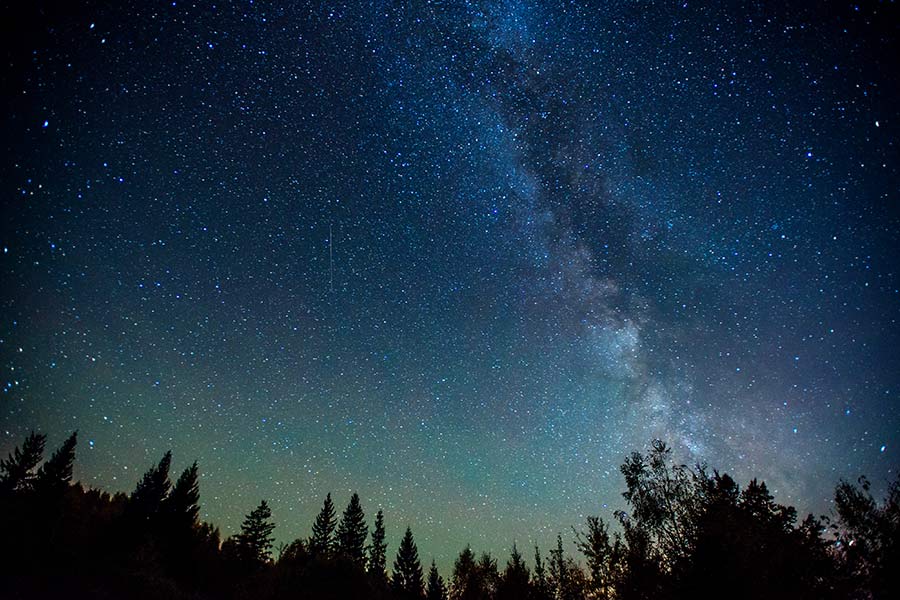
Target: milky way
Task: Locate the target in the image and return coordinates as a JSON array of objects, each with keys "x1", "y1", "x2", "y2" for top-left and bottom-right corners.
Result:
[{"x1": 2, "y1": 0, "x2": 898, "y2": 570}]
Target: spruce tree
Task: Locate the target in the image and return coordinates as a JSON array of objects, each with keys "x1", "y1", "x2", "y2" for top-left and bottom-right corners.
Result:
[
  {"x1": 129, "y1": 450, "x2": 173, "y2": 522},
  {"x1": 34, "y1": 431, "x2": 77, "y2": 498},
  {"x1": 426, "y1": 559, "x2": 448, "y2": 600},
  {"x1": 309, "y1": 492, "x2": 337, "y2": 558},
  {"x1": 549, "y1": 535, "x2": 587, "y2": 600},
  {"x1": 237, "y1": 499, "x2": 276, "y2": 565},
  {"x1": 392, "y1": 526, "x2": 424, "y2": 598},
  {"x1": 497, "y1": 544, "x2": 530, "y2": 600},
  {"x1": 164, "y1": 461, "x2": 200, "y2": 531},
  {"x1": 0, "y1": 431, "x2": 46, "y2": 494},
  {"x1": 368, "y1": 508, "x2": 388, "y2": 581},
  {"x1": 549, "y1": 535, "x2": 568, "y2": 599},
  {"x1": 337, "y1": 492, "x2": 368, "y2": 565},
  {"x1": 532, "y1": 546, "x2": 552, "y2": 600},
  {"x1": 477, "y1": 552, "x2": 499, "y2": 597},
  {"x1": 575, "y1": 516, "x2": 614, "y2": 598},
  {"x1": 450, "y1": 545, "x2": 477, "y2": 600}
]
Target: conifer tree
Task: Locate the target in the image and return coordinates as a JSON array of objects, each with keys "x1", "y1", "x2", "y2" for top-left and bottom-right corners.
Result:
[
  {"x1": 164, "y1": 461, "x2": 200, "y2": 531},
  {"x1": 0, "y1": 431, "x2": 46, "y2": 494},
  {"x1": 575, "y1": 516, "x2": 614, "y2": 598},
  {"x1": 337, "y1": 492, "x2": 368, "y2": 565},
  {"x1": 129, "y1": 450, "x2": 173, "y2": 522},
  {"x1": 497, "y1": 544, "x2": 530, "y2": 600},
  {"x1": 34, "y1": 431, "x2": 77, "y2": 498},
  {"x1": 450, "y1": 545, "x2": 476, "y2": 600},
  {"x1": 477, "y1": 552, "x2": 499, "y2": 598},
  {"x1": 549, "y1": 535, "x2": 570, "y2": 600},
  {"x1": 426, "y1": 559, "x2": 448, "y2": 600},
  {"x1": 279, "y1": 538, "x2": 310, "y2": 567},
  {"x1": 532, "y1": 546, "x2": 552, "y2": 600},
  {"x1": 392, "y1": 526, "x2": 424, "y2": 598},
  {"x1": 236, "y1": 499, "x2": 276, "y2": 566},
  {"x1": 310, "y1": 492, "x2": 337, "y2": 558},
  {"x1": 369, "y1": 508, "x2": 388, "y2": 581}
]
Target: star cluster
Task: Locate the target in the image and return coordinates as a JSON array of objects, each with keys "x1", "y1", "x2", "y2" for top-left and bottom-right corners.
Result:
[{"x1": 2, "y1": 0, "x2": 898, "y2": 570}]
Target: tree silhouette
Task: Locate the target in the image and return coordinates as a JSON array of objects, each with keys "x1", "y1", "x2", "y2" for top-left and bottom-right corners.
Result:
[
  {"x1": 235, "y1": 499, "x2": 276, "y2": 567},
  {"x1": 544, "y1": 534, "x2": 588, "y2": 600},
  {"x1": 450, "y1": 545, "x2": 478, "y2": 600},
  {"x1": 128, "y1": 450, "x2": 173, "y2": 526},
  {"x1": 2, "y1": 430, "x2": 889, "y2": 600},
  {"x1": 835, "y1": 474, "x2": 900, "y2": 599},
  {"x1": 531, "y1": 545, "x2": 552, "y2": 600},
  {"x1": 741, "y1": 478, "x2": 796, "y2": 531},
  {"x1": 309, "y1": 492, "x2": 337, "y2": 559},
  {"x1": 426, "y1": 559, "x2": 448, "y2": 600},
  {"x1": 33, "y1": 431, "x2": 77, "y2": 499},
  {"x1": 279, "y1": 537, "x2": 310, "y2": 567},
  {"x1": 392, "y1": 526, "x2": 424, "y2": 598},
  {"x1": 0, "y1": 431, "x2": 45, "y2": 494},
  {"x1": 548, "y1": 535, "x2": 570, "y2": 600},
  {"x1": 618, "y1": 440, "x2": 700, "y2": 570},
  {"x1": 576, "y1": 516, "x2": 617, "y2": 598},
  {"x1": 476, "y1": 552, "x2": 499, "y2": 599},
  {"x1": 163, "y1": 461, "x2": 200, "y2": 532},
  {"x1": 496, "y1": 544, "x2": 530, "y2": 600},
  {"x1": 369, "y1": 508, "x2": 388, "y2": 582},
  {"x1": 336, "y1": 492, "x2": 368, "y2": 566},
  {"x1": 449, "y1": 546, "x2": 500, "y2": 600}
]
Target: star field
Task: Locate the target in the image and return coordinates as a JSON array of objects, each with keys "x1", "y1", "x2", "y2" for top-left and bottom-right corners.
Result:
[{"x1": 2, "y1": 0, "x2": 898, "y2": 571}]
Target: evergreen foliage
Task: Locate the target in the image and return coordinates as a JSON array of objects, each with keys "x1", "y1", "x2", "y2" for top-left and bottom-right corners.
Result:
[
  {"x1": 235, "y1": 499, "x2": 276, "y2": 566},
  {"x1": 34, "y1": 431, "x2": 77, "y2": 498},
  {"x1": 309, "y1": 492, "x2": 337, "y2": 559},
  {"x1": 531, "y1": 546, "x2": 552, "y2": 600},
  {"x1": 495, "y1": 544, "x2": 529, "y2": 600},
  {"x1": 426, "y1": 560, "x2": 448, "y2": 600},
  {"x1": 129, "y1": 450, "x2": 173, "y2": 525},
  {"x1": 392, "y1": 526, "x2": 424, "y2": 598},
  {"x1": 369, "y1": 508, "x2": 388, "y2": 581},
  {"x1": 450, "y1": 545, "x2": 477, "y2": 600},
  {"x1": 336, "y1": 492, "x2": 368, "y2": 566},
  {"x1": 164, "y1": 461, "x2": 201, "y2": 531},
  {"x1": 0, "y1": 431, "x2": 46, "y2": 494},
  {"x1": 575, "y1": 516, "x2": 617, "y2": 598},
  {"x1": 0, "y1": 429, "x2": 896, "y2": 600}
]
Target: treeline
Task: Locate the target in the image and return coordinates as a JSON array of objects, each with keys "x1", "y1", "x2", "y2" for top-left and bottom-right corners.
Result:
[{"x1": 1, "y1": 433, "x2": 897, "y2": 599}]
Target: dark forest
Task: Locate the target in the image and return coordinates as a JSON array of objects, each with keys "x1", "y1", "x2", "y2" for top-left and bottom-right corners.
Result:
[{"x1": 1, "y1": 431, "x2": 897, "y2": 599}]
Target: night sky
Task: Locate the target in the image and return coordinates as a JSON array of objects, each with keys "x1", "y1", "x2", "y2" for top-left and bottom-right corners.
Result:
[{"x1": 2, "y1": 0, "x2": 898, "y2": 570}]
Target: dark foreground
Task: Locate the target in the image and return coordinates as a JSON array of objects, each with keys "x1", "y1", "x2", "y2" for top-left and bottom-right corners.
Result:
[{"x1": 1, "y1": 432, "x2": 897, "y2": 599}]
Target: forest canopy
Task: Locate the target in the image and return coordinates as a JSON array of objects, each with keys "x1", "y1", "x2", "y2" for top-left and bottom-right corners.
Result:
[{"x1": 1, "y1": 432, "x2": 897, "y2": 599}]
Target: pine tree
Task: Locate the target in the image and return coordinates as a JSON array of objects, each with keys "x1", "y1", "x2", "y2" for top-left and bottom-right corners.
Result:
[
  {"x1": 34, "y1": 431, "x2": 77, "y2": 498},
  {"x1": 549, "y1": 535, "x2": 569, "y2": 600},
  {"x1": 532, "y1": 546, "x2": 552, "y2": 600},
  {"x1": 0, "y1": 431, "x2": 46, "y2": 494},
  {"x1": 497, "y1": 544, "x2": 530, "y2": 600},
  {"x1": 337, "y1": 492, "x2": 368, "y2": 565},
  {"x1": 129, "y1": 450, "x2": 173, "y2": 523},
  {"x1": 279, "y1": 538, "x2": 310, "y2": 568},
  {"x1": 477, "y1": 552, "x2": 499, "y2": 598},
  {"x1": 164, "y1": 461, "x2": 200, "y2": 531},
  {"x1": 450, "y1": 545, "x2": 476, "y2": 600},
  {"x1": 310, "y1": 492, "x2": 337, "y2": 558},
  {"x1": 369, "y1": 508, "x2": 388, "y2": 581},
  {"x1": 236, "y1": 500, "x2": 276, "y2": 566},
  {"x1": 392, "y1": 526, "x2": 424, "y2": 598},
  {"x1": 575, "y1": 516, "x2": 614, "y2": 598},
  {"x1": 426, "y1": 559, "x2": 448, "y2": 600}
]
